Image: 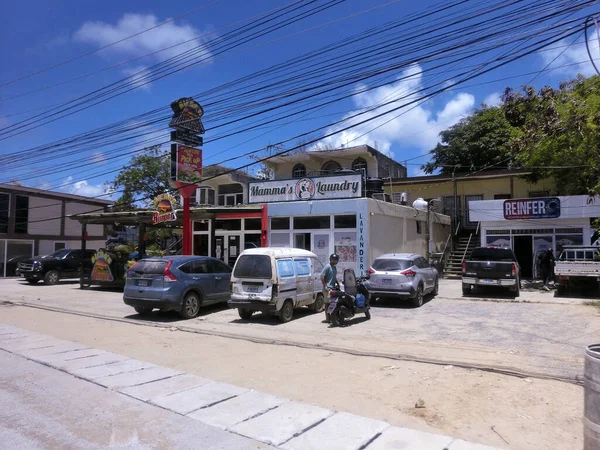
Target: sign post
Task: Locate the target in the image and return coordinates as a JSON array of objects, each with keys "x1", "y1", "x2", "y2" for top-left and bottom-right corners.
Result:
[{"x1": 168, "y1": 97, "x2": 205, "y2": 255}]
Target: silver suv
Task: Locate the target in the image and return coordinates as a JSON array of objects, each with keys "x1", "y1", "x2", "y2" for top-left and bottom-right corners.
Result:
[{"x1": 364, "y1": 253, "x2": 439, "y2": 307}]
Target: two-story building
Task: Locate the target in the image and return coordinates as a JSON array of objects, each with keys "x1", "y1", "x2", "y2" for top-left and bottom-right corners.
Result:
[{"x1": 0, "y1": 183, "x2": 112, "y2": 277}]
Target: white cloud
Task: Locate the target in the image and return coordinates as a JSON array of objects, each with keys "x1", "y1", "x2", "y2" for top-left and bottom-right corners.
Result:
[
  {"x1": 121, "y1": 66, "x2": 152, "y2": 90},
  {"x1": 539, "y1": 34, "x2": 600, "y2": 78},
  {"x1": 315, "y1": 64, "x2": 475, "y2": 155},
  {"x1": 74, "y1": 13, "x2": 212, "y2": 88},
  {"x1": 62, "y1": 176, "x2": 111, "y2": 198},
  {"x1": 483, "y1": 92, "x2": 502, "y2": 107}
]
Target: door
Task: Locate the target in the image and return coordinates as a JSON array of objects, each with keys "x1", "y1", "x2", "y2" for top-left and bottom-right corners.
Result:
[
  {"x1": 228, "y1": 235, "x2": 240, "y2": 268},
  {"x1": 294, "y1": 233, "x2": 311, "y2": 251},
  {"x1": 513, "y1": 236, "x2": 533, "y2": 278},
  {"x1": 191, "y1": 259, "x2": 217, "y2": 303},
  {"x1": 215, "y1": 238, "x2": 224, "y2": 262},
  {"x1": 65, "y1": 251, "x2": 82, "y2": 277},
  {"x1": 293, "y1": 258, "x2": 312, "y2": 306},
  {"x1": 209, "y1": 259, "x2": 232, "y2": 302},
  {"x1": 416, "y1": 257, "x2": 435, "y2": 290},
  {"x1": 276, "y1": 258, "x2": 297, "y2": 304}
]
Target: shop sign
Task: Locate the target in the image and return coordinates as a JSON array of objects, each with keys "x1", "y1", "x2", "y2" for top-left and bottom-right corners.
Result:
[
  {"x1": 171, "y1": 144, "x2": 202, "y2": 184},
  {"x1": 248, "y1": 174, "x2": 362, "y2": 203},
  {"x1": 168, "y1": 97, "x2": 205, "y2": 134},
  {"x1": 91, "y1": 250, "x2": 113, "y2": 282},
  {"x1": 503, "y1": 197, "x2": 561, "y2": 220},
  {"x1": 171, "y1": 129, "x2": 203, "y2": 147},
  {"x1": 152, "y1": 193, "x2": 177, "y2": 225},
  {"x1": 357, "y1": 212, "x2": 367, "y2": 275}
]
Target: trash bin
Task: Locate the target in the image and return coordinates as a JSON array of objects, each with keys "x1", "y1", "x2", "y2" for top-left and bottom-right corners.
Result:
[{"x1": 585, "y1": 344, "x2": 600, "y2": 449}]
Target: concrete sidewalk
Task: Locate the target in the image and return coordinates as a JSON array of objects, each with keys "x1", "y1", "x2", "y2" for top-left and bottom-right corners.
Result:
[{"x1": 0, "y1": 324, "x2": 500, "y2": 450}]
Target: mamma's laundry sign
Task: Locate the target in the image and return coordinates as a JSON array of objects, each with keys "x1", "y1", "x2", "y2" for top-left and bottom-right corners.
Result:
[
  {"x1": 503, "y1": 197, "x2": 561, "y2": 220},
  {"x1": 248, "y1": 174, "x2": 363, "y2": 203}
]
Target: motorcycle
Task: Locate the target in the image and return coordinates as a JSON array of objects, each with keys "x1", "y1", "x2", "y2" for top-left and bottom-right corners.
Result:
[{"x1": 328, "y1": 269, "x2": 371, "y2": 327}]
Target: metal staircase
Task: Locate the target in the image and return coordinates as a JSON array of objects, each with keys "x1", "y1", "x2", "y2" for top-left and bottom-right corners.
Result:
[{"x1": 445, "y1": 234, "x2": 481, "y2": 278}]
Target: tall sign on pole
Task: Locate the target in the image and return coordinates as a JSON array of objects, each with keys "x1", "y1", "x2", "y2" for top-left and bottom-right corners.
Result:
[{"x1": 168, "y1": 97, "x2": 205, "y2": 256}]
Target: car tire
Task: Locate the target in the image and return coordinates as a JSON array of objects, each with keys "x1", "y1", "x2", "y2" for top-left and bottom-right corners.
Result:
[
  {"x1": 462, "y1": 283, "x2": 471, "y2": 295},
  {"x1": 44, "y1": 270, "x2": 59, "y2": 285},
  {"x1": 279, "y1": 300, "x2": 294, "y2": 323},
  {"x1": 310, "y1": 293, "x2": 325, "y2": 313},
  {"x1": 510, "y1": 283, "x2": 520, "y2": 298},
  {"x1": 26, "y1": 279, "x2": 39, "y2": 285},
  {"x1": 411, "y1": 286, "x2": 424, "y2": 307},
  {"x1": 134, "y1": 306, "x2": 153, "y2": 315},
  {"x1": 179, "y1": 292, "x2": 201, "y2": 319},
  {"x1": 238, "y1": 309, "x2": 253, "y2": 320},
  {"x1": 557, "y1": 285, "x2": 565, "y2": 295}
]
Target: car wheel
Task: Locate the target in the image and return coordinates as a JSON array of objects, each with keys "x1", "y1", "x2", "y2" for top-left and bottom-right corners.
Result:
[
  {"x1": 310, "y1": 293, "x2": 325, "y2": 313},
  {"x1": 510, "y1": 283, "x2": 520, "y2": 298},
  {"x1": 238, "y1": 309, "x2": 253, "y2": 320},
  {"x1": 26, "y1": 279, "x2": 39, "y2": 285},
  {"x1": 462, "y1": 283, "x2": 471, "y2": 295},
  {"x1": 179, "y1": 292, "x2": 201, "y2": 319},
  {"x1": 411, "y1": 286, "x2": 424, "y2": 307},
  {"x1": 44, "y1": 270, "x2": 59, "y2": 285},
  {"x1": 134, "y1": 306, "x2": 153, "y2": 315},
  {"x1": 278, "y1": 300, "x2": 294, "y2": 323},
  {"x1": 556, "y1": 285, "x2": 565, "y2": 295}
]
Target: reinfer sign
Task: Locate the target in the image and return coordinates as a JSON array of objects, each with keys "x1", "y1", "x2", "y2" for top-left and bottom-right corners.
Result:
[
  {"x1": 248, "y1": 174, "x2": 363, "y2": 203},
  {"x1": 503, "y1": 197, "x2": 561, "y2": 220}
]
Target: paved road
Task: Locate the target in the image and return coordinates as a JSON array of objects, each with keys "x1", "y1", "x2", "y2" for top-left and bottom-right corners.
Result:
[
  {"x1": 0, "y1": 350, "x2": 270, "y2": 450},
  {"x1": 2, "y1": 278, "x2": 599, "y2": 381}
]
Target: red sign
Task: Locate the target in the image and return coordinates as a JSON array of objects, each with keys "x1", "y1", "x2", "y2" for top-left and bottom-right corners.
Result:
[{"x1": 176, "y1": 145, "x2": 202, "y2": 184}]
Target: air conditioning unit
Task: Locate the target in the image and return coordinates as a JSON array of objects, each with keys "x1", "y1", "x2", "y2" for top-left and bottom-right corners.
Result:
[
  {"x1": 392, "y1": 191, "x2": 410, "y2": 205},
  {"x1": 371, "y1": 192, "x2": 391, "y2": 202}
]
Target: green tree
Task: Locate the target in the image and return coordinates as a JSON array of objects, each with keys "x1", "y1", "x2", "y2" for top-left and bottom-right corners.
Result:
[
  {"x1": 502, "y1": 76, "x2": 600, "y2": 195},
  {"x1": 110, "y1": 145, "x2": 172, "y2": 210},
  {"x1": 422, "y1": 106, "x2": 516, "y2": 175}
]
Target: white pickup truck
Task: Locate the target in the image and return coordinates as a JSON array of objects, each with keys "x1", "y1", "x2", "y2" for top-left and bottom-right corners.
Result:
[{"x1": 555, "y1": 245, "x2": 600, "y2": 295}]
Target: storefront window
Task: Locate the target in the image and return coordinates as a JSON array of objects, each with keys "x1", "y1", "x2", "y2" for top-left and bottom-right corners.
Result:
[
  {"x1": 193, "y1": 221, "x2": 209, "y2": 232},
  {"x1": 245, "y1": 218, "x2": 261, "y2": 230},
  {"x1": 216, "y1": 219, "x2": 241, "y2": 230},
  {"x1": 486, "y1": 235, "x2": 510, "y2": 247},
  {"x1": 294, "y1": 216, "x2": 330, "y2": 229},
  {"x1": 556, "y1": 234, "x2": 583, "y2": 254},
  {"x1": 15, "y1": 195, "x2": 29, "y2": 234},
  {"x1": 270, "y1": 233, "x2": 290, "y2": 247},
  {"x1": 271, "y1": 217, "x2": 289, "y2": 230},
  {"x1": 244, "y1": 234, "x2": 261, "y2": 249},
  {"x1": 0, "y1": 193, "x2": 8, "y2": 234},
  {"x1": 334, "y1": 231, "x2": 356, "y2": 274},
  {"x1": 334, "y1": 215, "x2": 356, "y2": 228},
  {"x1": 6, "y1": 240, "x2": 33, "y2": 277}
]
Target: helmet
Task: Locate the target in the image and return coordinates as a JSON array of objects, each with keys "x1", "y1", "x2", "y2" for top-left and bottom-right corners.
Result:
[{"x1": 329, "y1": 253, "x2": 339, "y2": 262}]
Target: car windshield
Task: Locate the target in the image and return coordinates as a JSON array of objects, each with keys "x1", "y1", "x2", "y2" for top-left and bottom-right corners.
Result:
[
  {"x1": 234, "y1": 255, "x2": 272, "y2": 278},
  {"x1": 372, "y1": 259, "x2": 411, "y2": 271},
  {"x1": 470, "y1": 248, "x2": 515, "y2": 261},
  {"x1": 130, "y1": 260, "x2": 168, "y2": 274},
  {"x1": 34, "y1": 250, "x2": 71, "y2": 259}
]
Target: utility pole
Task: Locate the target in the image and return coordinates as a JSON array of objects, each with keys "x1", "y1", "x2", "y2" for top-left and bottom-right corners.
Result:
[{"x1": 426, "y1": 200, "x2": 431, "y2": 261}]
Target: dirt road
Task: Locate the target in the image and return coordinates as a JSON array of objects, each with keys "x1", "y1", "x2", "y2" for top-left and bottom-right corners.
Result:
[{"x1": 0, "y1": 303, "x2": 583, "y2": 450}]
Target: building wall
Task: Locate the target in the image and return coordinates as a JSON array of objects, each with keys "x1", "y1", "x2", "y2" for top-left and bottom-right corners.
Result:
[
  {"x1": 65, "y1": 203, "x2": 104, "y2": 237},
  {"x1": 28, "y1": 197, "x2": 61, "y2": 236},
  {"x1": 271, "y1": 154, "x2": 379, "y2": 180}
]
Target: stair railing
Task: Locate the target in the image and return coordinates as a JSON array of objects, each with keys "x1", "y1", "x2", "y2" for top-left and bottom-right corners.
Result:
[{"x1": 461, "y1": 233, "x2": 473, "y2": 264}]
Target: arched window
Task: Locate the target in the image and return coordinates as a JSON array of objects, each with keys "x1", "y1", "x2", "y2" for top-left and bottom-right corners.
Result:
[
  {"x1": 352, "y1": 157, "x2": 367, "y2": 172},
  {"x1": 321, "y1": 160, "x2": 342, "y2": 174},
  {"x1": 292, "y1": 164, "x2": 306, "y2": 178}
]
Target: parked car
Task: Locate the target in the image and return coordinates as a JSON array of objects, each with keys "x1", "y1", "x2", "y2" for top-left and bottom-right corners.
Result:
[
  {"x1": 18, "y1": 249, "x2": 96, "y2": 285},
  {"x1": 8, "y1": 255, "x2": 31, "y2": 277},
  {"x1": 462, "y1": 246, "x2": 520, "y2": 297},
  {"x1": 555, "y1": 245, "x2": 600, "y2": 295},
  {"x1": 123, "y1": 255, "x2": 232, "y2": 319},
  {"x1": 228, "y1": 247, "x2": 326, "y2": 323},
  {"x1": 364, "y1": 253, "x2": 439, "y2": 307}
]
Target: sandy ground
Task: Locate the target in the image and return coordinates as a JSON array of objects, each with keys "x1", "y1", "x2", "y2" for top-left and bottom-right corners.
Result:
[{"x1": 0, "y1": 304, "x2": 583, "y2": 450}]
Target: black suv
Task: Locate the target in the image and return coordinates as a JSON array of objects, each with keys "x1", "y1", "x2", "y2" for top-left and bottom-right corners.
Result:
[{"x1": 18, "y1": 249, "x2": 96, "y2": 285}]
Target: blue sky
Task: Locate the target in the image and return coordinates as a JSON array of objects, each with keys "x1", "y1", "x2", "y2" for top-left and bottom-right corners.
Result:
[{"x1": 1, "y1": 0, "x2": 599, "y2": 200}]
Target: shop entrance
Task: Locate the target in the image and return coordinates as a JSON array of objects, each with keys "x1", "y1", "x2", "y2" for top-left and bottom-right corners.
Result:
[
  {"x1": 294, "y1": 233, "x2": 311, "y2": 251},
  {"x1": 227, "y1": 235, "x2": 240, "y2": 267},
  {"x1": 513, "y1": 235, "x2": 533, "y2": 278}
]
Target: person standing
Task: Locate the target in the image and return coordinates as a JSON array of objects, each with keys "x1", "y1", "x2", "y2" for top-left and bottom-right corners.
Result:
[
  {"x1": 540, "y1": 248, "x2": 555, "y2": 290},
  {"x1": 321, "y1": 253, "x2": 339, "y2": 323}
]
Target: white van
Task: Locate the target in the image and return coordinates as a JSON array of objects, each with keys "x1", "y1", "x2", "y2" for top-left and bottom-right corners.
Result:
[{"x1": 228, "y1": 247, "x2": 326, "y2": 323}]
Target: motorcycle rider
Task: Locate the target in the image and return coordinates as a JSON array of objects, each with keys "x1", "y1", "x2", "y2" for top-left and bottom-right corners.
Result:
[{"x1": 321, "y1": 253, "x2": 339, "y2": 323}]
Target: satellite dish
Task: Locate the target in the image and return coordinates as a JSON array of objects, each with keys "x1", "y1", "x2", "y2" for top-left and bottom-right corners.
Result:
[{"x1": 412, "y1": 198, "x2": 428, "y2": 211}]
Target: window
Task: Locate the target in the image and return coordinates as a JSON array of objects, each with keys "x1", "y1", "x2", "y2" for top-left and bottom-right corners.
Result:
[
  {"x1": 54, "y1": 242, "x2": 66, "y2": 251},
  {"x1": 294, "y1": 216, "x2": 330, "y2": 229},
  {"x1": 210, "y1": 260, "x2": 232, "y2": 273},
  {"x1": 194, "y1": 187, "x2": 215, "y2": 206},
  {"x1": 334, "y1": 215, "x2": 356, "y2": 228},
  {"x1": 372, "y1": 258, "x2": 411, "y2": 271},
  {"x1": 192, "y1": 260, "x2": 210, "y2": 274},
  {"x1": 245, "y1": 218, "x2": 261, "y2": 230},
  {"x1": 179, "y1": 262, "x2": 193, "y2": 273},
  {"x1": 312, "y1": 258, "x2": 323, "y2": 273},
  {"x1": 216, "y1": 219, "x2": 241, "y2": 230},
  {"x1": 271, "y1": 217, "x2": 289, "y2": 230},
  {"x1": 352, "y1": 157, "x2": 367, "y2": 171},
  {"x1": 294, "y1": 258, "x2": 310, "y2": 276},
  {"x1": 218, "y1": 184, "x2": 244, "y2": 206},
  {"x1": 233, "y1": 255, "x2": 272, "y2": 278},
  {"x1": 416, "y1": 221, "x2": 422, "y2": 234},
  {"x1": 528, "y1": 190, "x2": 549, "y2": 198},
  {"x1": 0, "y1": 193, "x2": 8, "y2": 234},
  {"x1": 292, "y1": 164, "x2": 306, "y2": 178},
  {"x1": 15, "y1": 195, "x2": 29, "y2": 234},
  {"x1": 321, "y1": 160, "x2": 342, "y2": 174},
  {"x1": 277, "y1": 259, "x2": 295, "y2": 278},
  {"x1": 194, "y1": 221, "x2": 209, "y2": 232}
]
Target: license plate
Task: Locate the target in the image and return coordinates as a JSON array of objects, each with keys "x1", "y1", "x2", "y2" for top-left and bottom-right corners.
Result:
[
  {"x1": 20, "y1": 273, "x2": 24, "y2": 278},
  {"x1": 245, "y1": 285, "x2": 261, "y2": 293},
  {"x1": 382, "y1": 278, "x2": 392, "y2": 285},
  {"x1": 327, "y1": 301, "x2": 337, "y2": 313},
  {"x1": 138, "y1": 280, "x2": 148, "y2": 287},
  {"x1": 482, "y1": 279, "x2": 496, "y2": 284}
]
